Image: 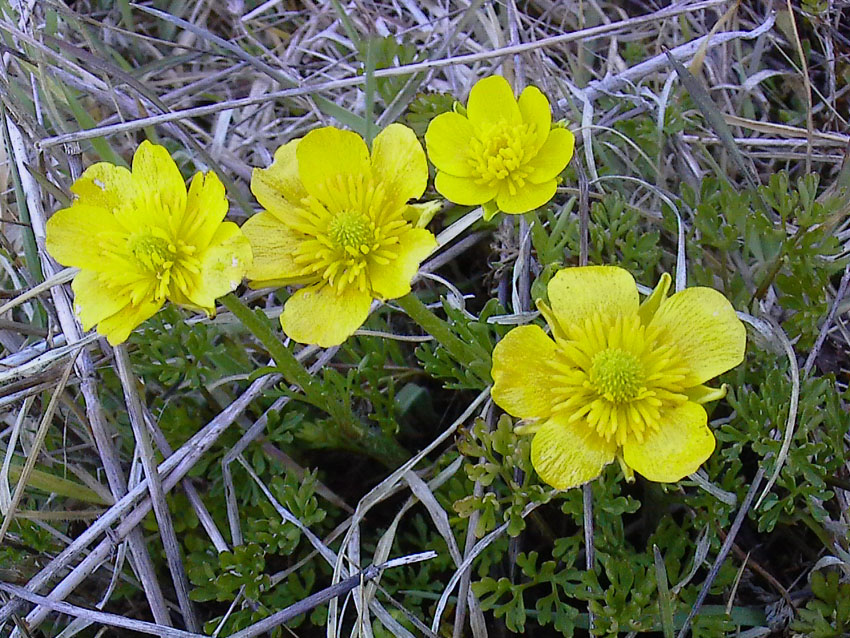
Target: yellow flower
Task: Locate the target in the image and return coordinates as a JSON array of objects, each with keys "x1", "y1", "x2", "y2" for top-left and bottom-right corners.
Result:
[
  {"x1": 45, "y1": 141, "x2": 253, "y2": 345},
  {"x1": 242, "y1": 124, "x2": 438, "y2": 347},
  {"x1": 491, "y1": 266, "x2": 746, "y2": 489},
  {"x1": 425, "y1": 75, "x2": 574, "y2": 220}
]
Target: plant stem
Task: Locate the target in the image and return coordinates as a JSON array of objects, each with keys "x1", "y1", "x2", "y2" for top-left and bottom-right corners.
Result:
[
  {"x1": 221, "y1": 293, "x2": 318, "y2": 396},
  {"x1": 221, "y1": 293, "x2": 408, "y2": 467},
  {"x1": 395, "y1": 292, "x2": 491, "y2": 382}
]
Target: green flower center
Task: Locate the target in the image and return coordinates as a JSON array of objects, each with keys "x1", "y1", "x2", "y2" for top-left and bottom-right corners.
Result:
[
  {"x1": 328, "y1": 209, "x2": 374, "y2": 254},
  {"x1": 589, "y1": 348, "x2": 644, "y2": 403},
  {"x1": 129, "y1": 234, "x2": 177, "y2": 274},
  {"x1": 126, "y1": 231, "x2": 199, "y2": 301},
  {"x1": 469, "y1": 122, "x2": 535, "y2": 192}
]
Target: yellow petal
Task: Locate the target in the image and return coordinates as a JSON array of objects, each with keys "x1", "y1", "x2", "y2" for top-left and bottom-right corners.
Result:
[
  {"x1": 281, "y1": 283, "x2": 372, "y2": 347},
  {"x1": 96, "y1": 297, "x2": 164, "y2": 345},
  {"x1": 637, "y1": 272, "x2": 671, "y2": 325},
  {"x1": 181, "y1": 171, "x2": 228, "y2": 249},
  {"x1": 371, "y1": 123, "x2": 428, "y2": 206},
  {"x1": 129, "y1": 140, "x2": 187, "y2": 219},
  {"x1": 517, "y1": 86, "x2": 551, "y2": 153},
  {"x1": 648, "y1": 287, "x2": 746, "y2": 385},
  {"x1": 531, "y1": 416, "x2": 617, "y2": 489},
  {"x1": 424, "y1": 112, "x2": 475, "y2": 177},
  {"x1": 525, "y1": 127, "x2": 575, "y2": 184},
  {"x1": 536, "y1": 299, "x2": 568, "y2": 341},
  {"x1": 70, "y1": 162, "x2": 136, "y2": 217},
  {"x1": 251, "y1": 139, "x2": 309, "y2": 221},
  {"x1": 45, "y1": 204, "x2": 126, "y2": 271},
  {"x1": 242, "y1": 211, "x2": 306, "y2": 283},
  {"x1": 368, "y1": 228, "x2": 436, "y2": 300},
  {"x1": 434, "y1": 171, "x2": 497, "y2": 206},
  {"x1": 71, "y1": 270, "x2": 129, "y2": 332},
  {"x1": 547, "y1": 266, "x2": 639, "y2": 336},
  {"x1": 495, "y1": 179, "x2": 556, "y2": 214},
  {"x1": 491, "y1": 325, "x2": 559, "y2": 419},
  {"x1": 623, "y1": 402, "x2": 714, "y2": 482},
  {"x1": 467, "y1": 76, "x2": 521, "y2": 131},
  {"x1": 296, "y1": 127, "x2": 370, "y2": 208},
  {"x1": 185, "y1": 222, "x2": 253, "y2": 311}
]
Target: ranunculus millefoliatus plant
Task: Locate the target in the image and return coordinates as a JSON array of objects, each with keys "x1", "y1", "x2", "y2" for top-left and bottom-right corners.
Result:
[
  {"x1": 425, "y1": 75, "x2": 575, "y2": 220},
  {"x1": 45, "y1": 141, "x2": 253, "y2": 345},
  {"x1": 490, "y1": 265, "x2": 747, "y2": 490},
  {"x1": 242, "y1": 124, "x2": 438, "y2": 348}
]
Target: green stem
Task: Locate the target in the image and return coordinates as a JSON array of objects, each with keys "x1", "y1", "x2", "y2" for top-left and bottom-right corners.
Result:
[
  {"x1": 395, "y1": 293, "x2": 491, "y2": 383},
  {"x1": 221, "y1": 293, "x2": 408, "y2": 468},
  {"x1": 221, "y1": 293, "x2": 319, "y2": 397}
]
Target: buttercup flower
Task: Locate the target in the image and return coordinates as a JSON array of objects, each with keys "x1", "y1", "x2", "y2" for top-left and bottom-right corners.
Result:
[
  {"x1": 491, "y1": 266, "x2": 746, "y2": 489},
  {"x1": 46, "y1": 141, "x2": 253, "y2": 345},
  {"x1": 242, "y1": 124, "x2": 438, "y2": 347},
  {"x1": 425, "y1": 75, "x2": 574, "y2": 220}
]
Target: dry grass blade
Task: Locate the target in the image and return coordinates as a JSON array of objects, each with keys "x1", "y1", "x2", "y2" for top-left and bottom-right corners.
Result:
[
  {"x1": 113, "y1": 344, "x2": 199, "y2": 632},
  {"x1": 0, "y1": 583, "x2": 204, "y2": 638},
  {"x1": 0, "y1": 354, "x2": 77, "y2": 543}
]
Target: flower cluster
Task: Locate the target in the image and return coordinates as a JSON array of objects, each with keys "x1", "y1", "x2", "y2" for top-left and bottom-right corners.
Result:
[{"x1": 46, "y1": 76, "x2": 745, "y2": 488}]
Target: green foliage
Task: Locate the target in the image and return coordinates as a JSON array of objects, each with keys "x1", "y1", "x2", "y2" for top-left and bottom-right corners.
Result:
[
  {"x1": 415, "y1": 298, "x2": 508, "y2": 389},
  {"x1": 404, "y1": 92, "x2": 456, "y2": 137},
  {"x1": 791, "y1": 570, "x2": 850, "y2": 637},
  {"x1": 359, "y1": 36, "x2": 418, "y2": 107},
  {"x1": 455, "y1": 415, "x2": 553, "y2": 537},
  {"x1": 530, "y1": 191, "x2": 662, "y2": 284}
]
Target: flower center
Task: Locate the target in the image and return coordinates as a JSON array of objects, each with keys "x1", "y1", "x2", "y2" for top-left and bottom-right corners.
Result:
[
  {"x1": 124, "y1": 231, "x2": 199, "y2": 302},
  {"x1": 469, "y1": 122, "x2": 535, "y2": 193},
  {"x1": 328, "y1": 210, "x2": 373, "y2": 254},
  {"x1": 129, "y1": 234, "x2": 177, "y2": 274},
  {"x1": 548, "y1": 313, "x2": 691, "y2": 446},
  {"x1": 288, "y1": 175, "x2": 409, "y2": 294},
  {"x1": 590, "y1": 349, "x2": 643, "y2": 403}
]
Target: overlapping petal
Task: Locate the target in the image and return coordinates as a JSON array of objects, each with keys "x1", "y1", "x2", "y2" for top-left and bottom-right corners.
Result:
[
  {"x1": 297, "y1": 128, "x2": 370, "y2": 208},
  {"x1": 97, "y1": 298, "x2": 164, "y2": 346},
  {"x1": 281, "y1": 283, "x2": 372, "y2": 347},
  {"x1": 517, "y1": 86, "x2": 551, "y2": 153},
  {"x1": 491, "y1": 325, "x2": 559, "y2": 419},
  {"x1": 649, "y1": 287, "x2": 746, "y2": 386},
  {"x1": 45, "y1": 204, "x2": 126, "y2": 271},
  {"x1": 71, "y1": 270, "x2": 129, "y2": 331},
  {"x1": 182, "y1": 171, "x2": 229, "y2": 249},
  {"x1": 424, "y1": 112, "x2": 475, "y2": 177},
  {"x1": 241, "y1": 212, "x2": 306, "y2": 284},
  {"x1": 368, "y1": 228, "x2": 436, "y2": 299},
  {"x1": 371, "y1": 123, "x2": 428, "y2": 206},
  {"x1": 547, "y1": 266, "x2": 638, "y2": 335},
  {"x1": 525, "y1": 127, "x2": 575, "y2": 184},
  {"x1": 434, "y1": 171, "x2": 497, "y2": 206},
  {"x1": 251, "y1": 140, "x2": 309, "y2": 222},
  {"x1": 622, "y1": 403, "x2": 715, "y2": 482},
  {"x1": 188, "y1": 222, "x2": 253, "y2": 311},
  {"x1": 467, "y1": 75, "x2": 521, "y2": 131},
  {"x1": 70, "y1": 162, "x2": 136, "y2": 216},
  {"x1": 531, "y1": 417, "x2": 618, "y2": 489},
  {"x1": 496, "y1": 179, "x2": 556, "y2": 214},
  {"x1": 128, "y1": 140, "x2": 187, "y2": 221}
]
